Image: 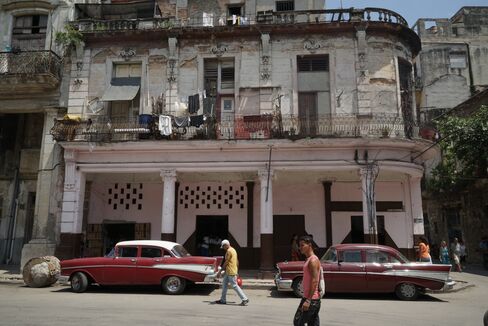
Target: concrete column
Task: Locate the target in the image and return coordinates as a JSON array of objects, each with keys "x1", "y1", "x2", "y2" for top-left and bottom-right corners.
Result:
[
  {"x1": 21, "y1": 109, "x2": 63, "y2": 269},
  {"x1": 360, "y1": 166, "x2": 378, "y2": 244},
  {"x1": 258, "y1": 169, "x2": 274, "y2": 271},
  {"x1": 161, "y1": 170, "x2": 177, "y2": 241},
  {"x1": 409, "y1": 176, "x2": 425, "y2": 235}
]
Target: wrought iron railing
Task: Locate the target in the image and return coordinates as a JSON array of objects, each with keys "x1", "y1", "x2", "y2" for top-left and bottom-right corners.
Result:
[
  {"x1": 51, "y1": 113, "x2": 419, "y2": 142},
  {"x1": 72, "y1": 7, "x2": 409, "y2": 33},
  {"x1": 0, "y1": 50, "x2": 62, "y2": 78}
]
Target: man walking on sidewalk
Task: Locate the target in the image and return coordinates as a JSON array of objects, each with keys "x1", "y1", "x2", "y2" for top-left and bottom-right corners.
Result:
[
  {"x1": 214, "y1": 239, "x2": 249, "y2": 306},
  {"x1": 293, "y1": 235, "x2": 321, "y2": 326}
]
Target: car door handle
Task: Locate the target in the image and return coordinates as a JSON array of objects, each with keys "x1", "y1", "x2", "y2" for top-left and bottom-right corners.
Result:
[
  {"x1": 358, "y1": 264, "x2": 365, "y2": 269},
  {"x1": 155, "y1": 259, "x2": 161, "y2": 262},
  {"x1": 130, "y1": 259, "x2": 137, "y2": 263},
  {"x1": 384, "y1": 264, "x2": 393, "y2": 269}
]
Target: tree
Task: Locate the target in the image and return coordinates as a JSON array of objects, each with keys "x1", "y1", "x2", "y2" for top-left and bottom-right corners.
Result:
[{"x1": 428, "y1": 105, "x2": 488, "y2": 194}]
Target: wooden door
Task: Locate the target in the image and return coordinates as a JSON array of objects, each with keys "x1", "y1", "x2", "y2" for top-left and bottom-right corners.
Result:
[{"x1": 298, "y1": 92, "x2": 318, "y2": 136}]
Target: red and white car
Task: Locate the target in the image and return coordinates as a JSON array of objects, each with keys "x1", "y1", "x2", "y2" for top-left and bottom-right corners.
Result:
[
  {"x1": 275, "y1": 243, "x2": 455, "y2": 300},
  {"x1": 61, "y1": 240, "x2": 223, "y2": 294}
]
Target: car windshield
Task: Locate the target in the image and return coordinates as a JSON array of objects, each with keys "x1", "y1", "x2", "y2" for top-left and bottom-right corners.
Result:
[
  {"x1": 321, "y1": 248, "x2": 337, "y2": 262},
  {"x1": 105, "y1": 247, "x2": 115, "y2": 258},
  {"x1": 171, "y1": 244, "x2": 191, "y2": 257},
  {"x1": 396, "y1": 250, "x2": 409, "y2": 263}
]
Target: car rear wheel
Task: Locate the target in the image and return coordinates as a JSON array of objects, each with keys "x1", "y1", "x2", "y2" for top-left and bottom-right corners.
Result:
[
  {"x1": 395, "y1": 283, "x2": 419, "y2": 301},
  {"x1": 71, "y1": 272, "x2": 89, "y2": 293},
  {"x1": 162, "y1": 276, "x2": 186, "y2": 295},
  {"x1": 292, "y1": 277, "x2": 304, "y2": 298}
]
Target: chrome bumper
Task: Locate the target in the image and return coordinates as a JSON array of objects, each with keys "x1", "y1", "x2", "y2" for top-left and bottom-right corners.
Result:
[{"x1": 274, "y1": 274, "x2": 293, "y2": 291}]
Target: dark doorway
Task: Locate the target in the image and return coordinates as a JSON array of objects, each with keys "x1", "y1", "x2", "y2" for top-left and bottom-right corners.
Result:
[
  {"x1": 103, "y1": 223, "x2": 135, "y2": 255},
  {"x1": 196, "y1": 216, "x2": 228, "y2": 257},
  {"x1": 273, "y1": 215, "x2": 306, "y2": 263},
  {"x1": 351, "y1": 216, "x2": 364, "y2": 243}
]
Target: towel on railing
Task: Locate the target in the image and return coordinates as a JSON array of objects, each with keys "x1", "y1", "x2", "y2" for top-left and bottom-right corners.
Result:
[{"x1": 159, "y1": 115, "x2": 172, "y2": 136}]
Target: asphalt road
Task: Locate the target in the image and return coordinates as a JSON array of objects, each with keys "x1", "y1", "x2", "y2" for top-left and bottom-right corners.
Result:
[{"x1": 0, "y1": 273, "x2": 487, "y2": 326}]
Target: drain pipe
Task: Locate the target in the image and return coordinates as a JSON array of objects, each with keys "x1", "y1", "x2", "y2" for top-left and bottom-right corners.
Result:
[{"x1": 5, "y1": 168, "x2": 20, "y2": 264}]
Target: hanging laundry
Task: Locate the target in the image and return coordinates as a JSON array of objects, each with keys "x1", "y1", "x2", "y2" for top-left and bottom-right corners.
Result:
[
  {"x1": 190, "y1": 115, "x2": 205, "y2": 127},
  {"x1": 174, "y1": 116, "x2": 190, "y2": 127},
  {"x1": 159, "y1": 115, "x2": 172, "y2": 136},
  {"x1": 188, "y1": 94, "x2": 200, "y2": 114}
]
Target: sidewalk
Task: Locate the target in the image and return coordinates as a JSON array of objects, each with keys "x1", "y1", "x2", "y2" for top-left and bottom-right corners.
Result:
[{"x1": 1, "y1": 264, "x2": 485, "y2": 292}]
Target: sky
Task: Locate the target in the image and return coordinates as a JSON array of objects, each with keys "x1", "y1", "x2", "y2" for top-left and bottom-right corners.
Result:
[{"x1": 326, "y1": 0, "x2": 488, "y2": 26}]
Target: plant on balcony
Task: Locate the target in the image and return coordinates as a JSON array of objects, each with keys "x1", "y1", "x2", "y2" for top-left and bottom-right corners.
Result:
[
  {"x1": 427, "y1": 105, "x2": 488, "y2": 195},
  {"x1": 55, "y1": 25, "x2": 84, "y2": 57}
]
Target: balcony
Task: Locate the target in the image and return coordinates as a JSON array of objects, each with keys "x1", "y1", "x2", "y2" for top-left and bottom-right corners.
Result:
[
  {"x1": 72, "y1": 7, "x2": 409, "y2": 33},
  {"x1": 0, "y1": 50, "x2": 62, "y2": 95},
  {"x1": 51, "y1": 113, "x2": 419, "y2": 143}
]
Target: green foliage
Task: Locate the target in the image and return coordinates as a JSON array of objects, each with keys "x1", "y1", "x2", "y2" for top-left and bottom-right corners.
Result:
[
  {"x1": 428, "y1": 105, "x2": 488, "y2": 194},
  {"x1": 55, "y1": 24, "x2": 83, "y2": 54}
]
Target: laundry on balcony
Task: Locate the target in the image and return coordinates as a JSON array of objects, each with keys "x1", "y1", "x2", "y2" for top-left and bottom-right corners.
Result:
[
  {"x1": 189, "y1": 114, "x2": 205, "y2": 127},
  {"x1": 101, "y1": 85, "x2": 140, "y2": 101},
  {"x1": 188, "y1": 94, "x2": 200, "y2": 114},
  {"x1": 173, "y1": 116, "x2": 190, "y2": 128},
  {"x1": 158, "y1": 115, "x2": 172, "y2": 136}
]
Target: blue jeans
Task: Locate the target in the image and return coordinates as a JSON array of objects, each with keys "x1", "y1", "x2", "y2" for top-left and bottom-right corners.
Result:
[{"x1": 220, "y1": 274, "x2": 247, "y2": 302}]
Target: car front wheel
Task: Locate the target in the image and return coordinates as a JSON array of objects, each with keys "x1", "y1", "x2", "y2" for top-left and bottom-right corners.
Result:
[
  {"x1": 71, "y1": 272, "x2": 89, "y2": 293},
  {"x1": 162, "y1": 276, "x2": 186, "y2": 295},
  {"x1": 292, "y1": 277, "x2": 304, "y2": 298},
  {"x1": 395, "y1": 283, "x2": 419, "y2": 300}
]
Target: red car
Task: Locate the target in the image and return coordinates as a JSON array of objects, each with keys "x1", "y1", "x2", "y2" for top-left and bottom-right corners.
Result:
[
  {"x1": 61, "y1": 240, "x2": 223, "y2": 294},
  {"x1": 275, "y1": 243, "x2": 455, "y2": 300}
]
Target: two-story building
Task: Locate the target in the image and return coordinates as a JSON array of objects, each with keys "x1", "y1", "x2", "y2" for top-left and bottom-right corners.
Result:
[{"x1": 21, "y1": 0, "x2": 438, "y2": 271}]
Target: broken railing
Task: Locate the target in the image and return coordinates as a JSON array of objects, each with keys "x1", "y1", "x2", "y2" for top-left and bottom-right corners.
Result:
[
  {"x1": 0, "y1": 50, "x2": 62, "y2": 78},
  {"x1": 51, "y1": 113, "x2": 418, "y2": 142},
  {"x1": 72, "y1": 7, "x2": 409, "y2": 33}
]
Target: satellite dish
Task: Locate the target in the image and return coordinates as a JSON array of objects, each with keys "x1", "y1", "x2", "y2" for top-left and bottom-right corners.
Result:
[{"x1": 87, "y1": 97, "x2": 104, "y2": 114}]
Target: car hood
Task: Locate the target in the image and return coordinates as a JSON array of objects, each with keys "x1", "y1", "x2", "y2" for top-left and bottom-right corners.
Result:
[{"x1": 61, "y1": 257, "x2": 108, "y2": 268}]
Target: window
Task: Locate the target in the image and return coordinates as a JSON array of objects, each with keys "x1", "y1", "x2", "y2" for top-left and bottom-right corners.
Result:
[
  {"x1": 204, "y1": 59, "x2": 235, "y2": 95},
  {"x1": 276, "y1": 1, "x2": 294, "y2": 11},
  {"x1": 13, "y1": 15, "x2": 48, "y2": 35},
  {"x1": 141, "y1": 247, "x2": 162, "y2": 258},
  {"x1": 12, "y1": 15, "x2": 48, "y2": 50},
  {"x1": 449, "y1": 52, "x2": 467, "y2": 69},
  {"x1": 321, "y1": 248, "x2": 337, "y2": 262},
  {"x1": 340, "y1": 250, "x2": 362, "y2": 263},
  {"x1": 118, "y1": 246, "x2": 138, "y2": 257},
  {"x1": 108, "y1": 63, "x2": 142, "y2": 121},
  {"x1": 297, "y1": 55, "x2": 329, "y2": 72},
  {"x1": 366, "y1": 250, "x2": 401, "y2": 264},
  {"x1": 228, "y1": 5, "x2": 242, "y2": 16}
]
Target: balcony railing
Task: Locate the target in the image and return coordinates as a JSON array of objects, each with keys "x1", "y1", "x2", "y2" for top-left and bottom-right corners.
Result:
[
  {"x1": 51, "y1": 113, "x2": 419, "y2": 143},
  {"x1": 73, "y1": 7, "x2": 409, "y2": 33},
  {"x1": 0, "y1": 50, "x2": 62, "y2": 78}
]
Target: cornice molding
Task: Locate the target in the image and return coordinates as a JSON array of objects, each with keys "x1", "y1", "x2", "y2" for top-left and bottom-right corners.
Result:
[{"x1": 1, "y1": 0, "x2": 57, "y2": 11}]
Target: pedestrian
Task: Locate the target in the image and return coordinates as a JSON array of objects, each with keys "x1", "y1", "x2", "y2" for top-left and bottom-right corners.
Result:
[
  {"x1": 293, "y1": 235, "x2": 321, "y2": 326},
  {"x1": 291, "y1": 234, "x2": 301, "y2": 261},
  {"x1": 459, "y1": 239, "x2": 467, "y2": 268},
  {"x1": 213, "y1": 239, "x2": 249, "y2": 306},
  {"x1": 418, "y1": 236, "x2": 432, "y2": 263},
  {"x1": 439, "y1": 240, "x2": 450, "y2": 265},
  {"x1": 451, "y1": 237, "x2": 462, "y2": 272}
]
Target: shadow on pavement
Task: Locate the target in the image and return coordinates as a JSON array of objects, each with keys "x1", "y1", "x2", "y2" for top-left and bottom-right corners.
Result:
[
  {"x1": 268, "y1": 288, "x2": 446, "y2": 302},
  {"x1": 50, "y1": 283, "x2": 219, "y2": 296}
]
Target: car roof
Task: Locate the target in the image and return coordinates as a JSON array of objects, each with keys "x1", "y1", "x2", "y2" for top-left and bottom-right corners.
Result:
[
  {"x1": 332, "y1": 243, "x2": 398, "y2": 252},
  {"x1": 116, "y1": 240, "x2": 178, "y2": 251}
]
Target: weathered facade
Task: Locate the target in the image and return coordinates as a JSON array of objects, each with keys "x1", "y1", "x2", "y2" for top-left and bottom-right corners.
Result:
[
  {"x1": 15, "y1": 0, "x2": 438, "y2": 270},
  {"x1": 0, "y1": 0, "x2": 72, "y2": 266},
  {"x1": 414, "y1": 7, "x2": 488, "y2": 263}
]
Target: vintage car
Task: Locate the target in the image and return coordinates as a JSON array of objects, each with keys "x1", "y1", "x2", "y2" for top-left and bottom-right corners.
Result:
[
  {"x1": 275, "y1": 243, "x2": 455, "y2": 300},
  {"x1": 61, "y1": 240, "x2": 223, "y2": 294}
]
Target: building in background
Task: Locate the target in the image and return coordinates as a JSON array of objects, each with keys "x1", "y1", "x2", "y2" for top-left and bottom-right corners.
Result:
[{"x1": 414, "y1": 7, "x2": 488, "y2": 263}]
